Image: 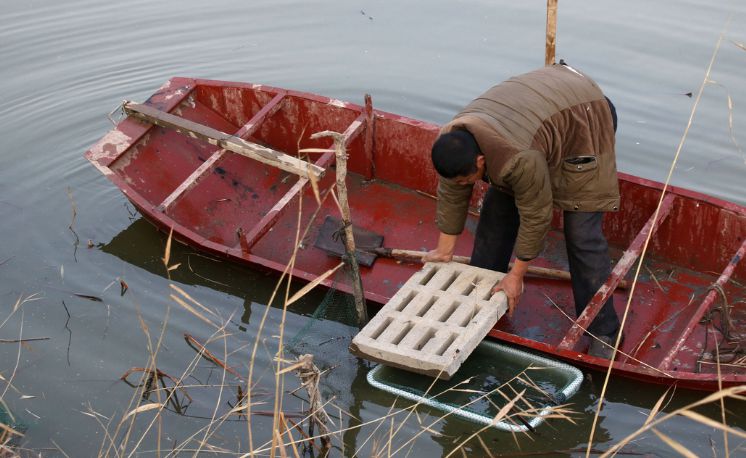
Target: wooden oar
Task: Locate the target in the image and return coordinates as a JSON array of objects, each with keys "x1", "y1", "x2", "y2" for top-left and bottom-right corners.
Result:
[{"x1": 369, "y1": 247, "x2": 630, "y2": 290}]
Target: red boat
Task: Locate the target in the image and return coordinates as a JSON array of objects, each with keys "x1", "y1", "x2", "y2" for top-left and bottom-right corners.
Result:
[{"x1": 85, "y1": 77, "x2": 746, "y2": 391}]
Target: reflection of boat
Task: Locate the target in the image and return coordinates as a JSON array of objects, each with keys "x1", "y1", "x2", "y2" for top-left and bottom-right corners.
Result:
[
  {"x1": 100, "y1": 217, "x2": 327, "y2": 319},
  {"x1": 85, "y1": 77, "x2": 746, "y2": 390},
  {"x1": 101, "y1": 217, "x2": 267, "y2": 293}
]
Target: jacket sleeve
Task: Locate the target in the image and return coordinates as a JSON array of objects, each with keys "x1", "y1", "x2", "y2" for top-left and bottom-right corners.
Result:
[
  {"x1": 436, "y1": 178, "x2": 474, "y2": 235},
  {"x1": 501, "y1": 150, "x2": 553, "y2": 261}
]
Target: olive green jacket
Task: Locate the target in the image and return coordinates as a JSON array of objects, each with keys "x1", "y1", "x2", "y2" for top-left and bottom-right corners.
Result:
[{"x1": 436, "y1": 64, "x2": 620, "y2": 261}]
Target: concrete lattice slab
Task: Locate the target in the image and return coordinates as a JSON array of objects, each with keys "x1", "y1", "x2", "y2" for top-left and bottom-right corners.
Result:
[{"x1": 350, "y1": 262, "x2": 508, "y2": 379}]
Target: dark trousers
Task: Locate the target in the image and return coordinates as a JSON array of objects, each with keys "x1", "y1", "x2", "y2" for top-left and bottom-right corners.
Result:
[{"x1": 470, "y1": 188, "x2": 620, "y2": 338}]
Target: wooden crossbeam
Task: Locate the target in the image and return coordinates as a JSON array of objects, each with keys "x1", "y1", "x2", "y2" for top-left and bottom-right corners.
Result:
[
  {"x1": 237, "y1": 114, "x2": 366, "y2": 253},
  {"x1": 157, "y1": 92, "x2": 287, "y2": 211},
  {"x1": 123, "y1": 101, "x2": 324, "y2": 181},
  {"x1": 558, "y1": 193, "x2": 677, "y2": 351}
]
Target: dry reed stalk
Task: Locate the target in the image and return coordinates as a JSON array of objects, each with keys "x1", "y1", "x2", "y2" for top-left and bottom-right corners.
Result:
[
  {"x1": 250, "y1": 396, "x2": 341, "y2": 455},
  {"x1": 625, "y1": 294, "x2": 698, "y2": 362},
  {"x1": 652, "y1": 428, "x2": 698, "y2": 458},
  {"x1": 66, "y1": 187, "x2": 80, "y2": 259},
  {"x1": 269, "y1": 174, "x2": 307, "y2": 458},
  {"x1": 119, "y1": 367, "x2": 193, "y2": 402},
  {"x1": 0, "y1": 294, "x2": 37, "y2": 457},
  {"x1": 157, "y1": 317, "x2": 261, "y2": 454},
  {"x1": 600, "y1": 386, "x2": 746, "y2": 457},
  {"x1": 113, "y1": 304, "x2": 173, "y2": 457},
  {"x1": 351, "y1": 394, "x2": 401, "y2": 453},
  {"x1": 415, "y1": 190, "x2": 481, "y2": 217},
  {"x1": 476, "y1": 434, "x2": 496, "y2": 458},
  {"x1": 586, "y1": 18, "x2": 732, "y2": 458},
  {"x1": 0, "y1": 422, "x2": 23, "y2": 448},
  {"x1": 376, "y1": 364, "x2": 461, "y2": 449},
  {"x1": 645, "y1": 266, "x2": 666, "y2": 293},
  {"x1": 0, "y1": 309, "x2": 26, "y2": 405},
  {"x1": 117, "y1": 320, "x2": 235, "y2": 457},
  {"x1": 706, "y1": 80, "x2": 743, "y2": 162},
  {"x1": 245, "y1": 180, "x2": 336, "y2": 456},
  {"x1": 285, "y1": 418, "x2": 322, "y2": 453},
  {"x1": 98, "y1": 228, "x2": 230, "y2": 457},
  {"x1": 711, "y1": 326, "x2": 729, "y2": 458},
  {"x1": 292, "y1": 355, "x2": 332, "y2": 449},
  {"x1": 697, "y1": 360, "x2": 746, "y2": 369},
  {"x1": 161, "y1": 227, "x2": 181, "y2": 278},
  {"x1": 250, "y1": 372, "x2": 571, "y2": 458},
  {"x1": 387, "y1": 417, "x2": 394, "y2": 457},
  {"x1": 445, "y1": 391, "x2": 525, "y2": 458},
  {"x1": 184, "y1": 333, "x2": 244, "y2": 380},
  {"x1": 169, "y1": 284, "x2": 221, "y2": 321},
  {"x1": 170, "y1": 294, "x2": 219, "y2": 329},
  {"x1": 194, "y1": 325, "x2": 233, "y2": 457},
  {"x1": 543, "y1": 293, "x2": 673, "y2": 377},
  {"x1": 0, "y1": 337, "x2": 48, "y2": 344},
  {"x1": 387, "y1": 369, "x2": 573, "y2": 457}
]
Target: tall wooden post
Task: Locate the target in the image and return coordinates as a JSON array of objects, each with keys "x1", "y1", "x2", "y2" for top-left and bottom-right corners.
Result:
[
  {"x1": 362, "y1": 94, "x2": 375, "y2": 181},
  {"x1": 545, "y1": 0, "x2": 558, "y2": 66},
  {"x1": 310, "y1": 130, "x2": 368, "y2": 326}
]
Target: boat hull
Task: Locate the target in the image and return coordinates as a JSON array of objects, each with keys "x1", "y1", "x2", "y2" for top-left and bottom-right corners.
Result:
[{"x1": 85, "y1": 77, "x2": 746, "y2": 391}]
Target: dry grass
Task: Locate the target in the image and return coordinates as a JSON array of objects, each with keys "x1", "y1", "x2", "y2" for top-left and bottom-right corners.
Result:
[
  {"x1": 586, "y1": 18, "x2": 731, "y2": 457},
  {"x1": 14, "y1": 129, "x2": 567, "y2": 458},
  {"x1": 0, "y1": 293, "x2": 45, "y2": 456},
  {"x1": 3, "y1": 160, "x2": 741, "y2": 458}
]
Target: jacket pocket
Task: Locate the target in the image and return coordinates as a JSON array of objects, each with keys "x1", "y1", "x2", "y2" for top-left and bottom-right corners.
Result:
[{"x1": 560, "y1": 155, "x2": 598, "y2": 197}]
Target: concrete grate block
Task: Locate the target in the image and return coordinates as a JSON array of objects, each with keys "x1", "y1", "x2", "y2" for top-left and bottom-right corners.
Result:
[{"x1": 350, "y1": 262, "x2": 507, "y2": 379}]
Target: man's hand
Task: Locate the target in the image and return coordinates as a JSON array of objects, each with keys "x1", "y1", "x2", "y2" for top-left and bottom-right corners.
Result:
[
  {"x1": 423, "y1": 232, "x2": 459, "y2": 263},
  {"x1": 422, "y1": 249, "x2": 453, "y2": 263},
  {"x1": 493, "y1": 272, "x2": 523, "y2": 318},
  {"x1": 493, "y1": 259, "x2": 529, "y2": 318}
]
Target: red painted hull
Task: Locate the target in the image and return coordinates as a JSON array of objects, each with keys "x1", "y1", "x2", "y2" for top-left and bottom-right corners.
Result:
[{"x1": 85, "y1": 78, "x2": 746, "y2": 391}]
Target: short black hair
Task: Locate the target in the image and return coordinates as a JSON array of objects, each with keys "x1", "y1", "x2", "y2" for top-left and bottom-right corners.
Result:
[{"x1": 431, "y1": 130, "x2": 481, "y2": 178}]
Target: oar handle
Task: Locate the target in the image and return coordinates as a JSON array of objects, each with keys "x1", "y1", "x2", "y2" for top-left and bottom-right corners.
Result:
[
  {"x1": 380, "y1": 248, "x2": 629, "y2": 289},
  {"x1": 384, "y1": 248, "x2": 470, "y2": 264}
]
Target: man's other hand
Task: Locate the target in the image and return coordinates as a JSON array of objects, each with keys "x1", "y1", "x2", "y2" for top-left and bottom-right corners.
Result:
[
  {"x1": 422, "y1": 249, "x2": 453, "y2": 263},
  {"x1": 493, "y1": 272, "x2": 524, "y2": 318},
  {"x1": 423, "y1": 232, "x2": 459, "y2": 263}
]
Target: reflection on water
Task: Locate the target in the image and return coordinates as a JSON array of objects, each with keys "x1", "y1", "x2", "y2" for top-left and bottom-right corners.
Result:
[
  {"x1": 101, "y1": 217, "x2": 329, "y2": 319},
  {"x1": 1, "y1": 0, "x2": 746, "y2": 455}
]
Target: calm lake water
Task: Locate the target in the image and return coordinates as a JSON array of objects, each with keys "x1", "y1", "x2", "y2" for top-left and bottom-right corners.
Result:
[{"x1": 2, "y1": 0, "x2": 746, "y2": 456}]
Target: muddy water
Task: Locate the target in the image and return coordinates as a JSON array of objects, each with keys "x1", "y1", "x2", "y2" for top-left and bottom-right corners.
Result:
[{"x1": 1, "y1": 0, "x2": 746, "y2": 456}]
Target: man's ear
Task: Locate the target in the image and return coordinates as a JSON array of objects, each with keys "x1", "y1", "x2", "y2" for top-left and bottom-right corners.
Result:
[{"x1": 476, "y1": 155, "x2": 485, "y2": 169}]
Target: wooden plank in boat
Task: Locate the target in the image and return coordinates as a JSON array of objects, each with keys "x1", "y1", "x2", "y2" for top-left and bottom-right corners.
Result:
[
  {"x1": 122, "y1": 102, "x2": 325, "y2": 181},
  {"x1": 350, "y1": 262, "x2": 507, "y2": 379}
]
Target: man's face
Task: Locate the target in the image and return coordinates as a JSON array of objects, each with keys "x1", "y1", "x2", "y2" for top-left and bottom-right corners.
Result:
[{"x1": 453, "y1": 155, "x2": 485, "y2": 185}]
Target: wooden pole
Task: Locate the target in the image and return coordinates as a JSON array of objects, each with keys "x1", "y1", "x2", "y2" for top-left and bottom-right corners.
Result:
[
  {"x1": 545, "y1": 0, "x2": 558, "y2": 66},
  {"x1": 310, "y1": 131, "x2": 368, "y2": 326},
  {"x1": 362, "y1": 94, "x2": 375, "y2": 180},
  {"x1": 370, "y1": 248, "x2": 630, "y2": 289}
]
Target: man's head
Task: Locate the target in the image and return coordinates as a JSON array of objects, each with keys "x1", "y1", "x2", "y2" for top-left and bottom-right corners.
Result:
[{"x1": 431, "y1": 130, "x2": 485, "y2": 185}]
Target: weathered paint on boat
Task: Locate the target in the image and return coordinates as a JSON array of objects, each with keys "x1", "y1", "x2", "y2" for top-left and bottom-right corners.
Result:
[{"x1": 85, "y1": 77, "x2": 746, "y2": 391}]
